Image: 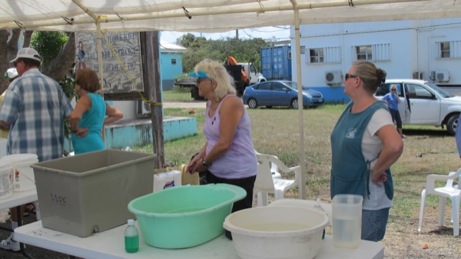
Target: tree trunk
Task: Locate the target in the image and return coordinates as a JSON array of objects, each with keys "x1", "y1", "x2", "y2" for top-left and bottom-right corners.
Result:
[
  {"x1": 42, "y1": 32, "x2": 75, "y2": 81},
  {"x1": 1, "y1": 30, "x2": 75, "y2": 83},
  {"x1": 0, "y1": 30, "x2": 9, "y2": 93}
]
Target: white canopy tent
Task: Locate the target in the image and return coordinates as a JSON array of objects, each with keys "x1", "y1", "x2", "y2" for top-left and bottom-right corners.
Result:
[
  {"x1": 2, "y1": 0, "x2": 461, "y2": 199},
  {"x1": 1, "y1": 1, "x2": 461, "y2": 32}
]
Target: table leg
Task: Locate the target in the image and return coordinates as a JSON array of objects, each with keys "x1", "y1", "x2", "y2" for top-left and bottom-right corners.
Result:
[{"x1": 15, "y1": 206, "x2": 33, "y2": 258}]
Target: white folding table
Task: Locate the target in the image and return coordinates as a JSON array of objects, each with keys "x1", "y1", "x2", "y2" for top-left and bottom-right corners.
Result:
[
  {"x1": 15, "y1": 221, "x2": 384, "y2": 259},
  {"x1": 0, "y1": 181, "x2": 38, "y2": 257},
  {"x1": 0, "y1": 189, "x2": 37, "y2": 212}
]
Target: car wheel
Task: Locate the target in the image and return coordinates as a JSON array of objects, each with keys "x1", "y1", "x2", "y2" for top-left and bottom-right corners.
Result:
[
  {"x1": 447, "y1": 113, "x2": 459, "y2": 136},
  {"x1": 291, "y1": 99, "x2": 298, "y2": 109},
  {"x1": 248, "y1": 98, "x2": 258, "y2": 109}
]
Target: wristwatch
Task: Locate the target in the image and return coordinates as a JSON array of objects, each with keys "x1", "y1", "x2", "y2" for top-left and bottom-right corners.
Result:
[{"x1": 202, "y1": 160, "x2": 212, "y2": 168}]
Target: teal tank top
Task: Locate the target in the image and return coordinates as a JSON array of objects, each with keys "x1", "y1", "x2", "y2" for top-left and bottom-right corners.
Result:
[{"x1": 71, "y1": 93, "x2": 106, "y2": 154}]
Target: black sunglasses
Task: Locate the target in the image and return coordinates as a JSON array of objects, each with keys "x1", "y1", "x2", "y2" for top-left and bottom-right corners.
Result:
[
  {"x1": 196, "y1": 78, "x2": 210, "y2": 84},
  {"x1": 345, "y1": 73, "x2": 358, "y2": 80}
]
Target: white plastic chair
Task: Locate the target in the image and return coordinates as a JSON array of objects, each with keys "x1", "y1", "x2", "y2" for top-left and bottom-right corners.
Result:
[
  {"x1": 254, "y1": 151, "x2": 281, "y2": 178},
  {"x1": 253, "y1": 153, "x2": 302, "y2": 206},
  {"x1": 418, "y1": 168, "x2": 461, "y2": 236}
]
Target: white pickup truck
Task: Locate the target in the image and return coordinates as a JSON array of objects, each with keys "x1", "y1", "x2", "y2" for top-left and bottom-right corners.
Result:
[{"x1": 375, "y1": 79, "x2": 461, "y2": 135}]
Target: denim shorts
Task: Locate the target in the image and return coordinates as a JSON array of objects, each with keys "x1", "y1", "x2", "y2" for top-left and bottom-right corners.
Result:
[{"x1": 361, "y1": 208, "x2": 390, "y2": 241}]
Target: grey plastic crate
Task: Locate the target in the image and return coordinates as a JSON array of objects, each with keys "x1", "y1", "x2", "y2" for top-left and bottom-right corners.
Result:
[{"x1": 31, "y1": 149, "x2": 155, "y2": 237}]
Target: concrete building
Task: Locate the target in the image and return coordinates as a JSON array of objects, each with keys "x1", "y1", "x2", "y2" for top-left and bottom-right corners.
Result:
[
  {"x1": 292, "y1": 18, "x2": 461, "y2": 103},
  {"x1": 160, "y1": 41, "x2": 186, "y2": 91}
]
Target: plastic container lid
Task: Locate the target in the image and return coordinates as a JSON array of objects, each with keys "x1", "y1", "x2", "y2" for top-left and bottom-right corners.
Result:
[
  {"x1": 1, "y1": 154, "x2": 38, "y2": 165},
  {"x1": 127, "y1": 219, "x2": 134, "y2": 225}
]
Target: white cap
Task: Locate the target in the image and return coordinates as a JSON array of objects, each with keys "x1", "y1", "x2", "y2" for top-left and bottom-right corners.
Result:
[
  {"x1": 10, "y1": 47, "x2": 42, "y2": 64},
  {"x1": 5, "y1": 68, "x2": 18, "y2": 79},
  {"x1": 127, "y1": 219, "x2": 134, "y2": 225}
]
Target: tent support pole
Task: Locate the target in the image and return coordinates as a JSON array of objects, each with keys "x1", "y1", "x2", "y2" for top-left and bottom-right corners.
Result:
[
  {"x1": 96, "y1": 22, "x2": 104, "y2": 87},
  {"x1": 291, "y1": 0, "x2": 307, "y2": 200}
]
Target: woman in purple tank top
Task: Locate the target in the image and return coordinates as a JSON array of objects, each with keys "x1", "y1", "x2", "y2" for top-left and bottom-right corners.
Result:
[{"x1": 186, "y1": 59, "x2": 257, "y2": 240}]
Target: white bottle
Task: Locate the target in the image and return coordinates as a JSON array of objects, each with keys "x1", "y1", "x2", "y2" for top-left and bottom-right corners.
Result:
[{"x1": 124, "y1": 219, "x2": 139, "y2": 253}]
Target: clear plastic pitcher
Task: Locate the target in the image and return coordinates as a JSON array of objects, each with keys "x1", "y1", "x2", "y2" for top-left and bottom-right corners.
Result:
[{"x1": 332, "y1": 194, "x2": 363, "y2": 249}]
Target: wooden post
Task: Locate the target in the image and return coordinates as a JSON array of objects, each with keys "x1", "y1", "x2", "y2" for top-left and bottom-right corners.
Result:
[{"x1": 140, "y1": 31, "x2": 164, "y2": 168}]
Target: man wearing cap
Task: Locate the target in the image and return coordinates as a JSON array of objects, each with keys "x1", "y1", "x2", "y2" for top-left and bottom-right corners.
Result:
[{"x1": 0, "y1": 47, "x2": 72, "y2": 251}]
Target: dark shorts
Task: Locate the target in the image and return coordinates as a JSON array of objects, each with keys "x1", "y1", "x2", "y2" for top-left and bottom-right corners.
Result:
[
  {"x1": 205, "y1": 171, "x2": 256, "y2": 212},
  {"x1": 389, "y1": 109, "x2": 402, "y2": 129}
]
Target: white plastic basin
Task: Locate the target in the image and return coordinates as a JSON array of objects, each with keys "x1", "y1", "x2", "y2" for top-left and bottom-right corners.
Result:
[{"x1": 223, "y1": 206, "x2": 328, "y2": 259}]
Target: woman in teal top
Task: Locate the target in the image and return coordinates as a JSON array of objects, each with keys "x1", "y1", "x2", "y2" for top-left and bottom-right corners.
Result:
[
  {"x1": 70, "y1": 68, "x2": 123, "y2": 154},
  {"x1": 330, "y1": 61, "x2": 404, "y2": 241}
]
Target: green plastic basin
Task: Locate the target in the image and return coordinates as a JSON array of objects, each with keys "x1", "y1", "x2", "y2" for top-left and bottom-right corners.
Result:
[{"x1": 128, "y1": 183, "x2": 246, "y2": 249}]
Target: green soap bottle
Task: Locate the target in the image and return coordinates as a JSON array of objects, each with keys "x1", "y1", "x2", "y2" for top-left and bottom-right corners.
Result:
[{"x1": 124, "y1": 219, "x2": 139, "y2": 253}]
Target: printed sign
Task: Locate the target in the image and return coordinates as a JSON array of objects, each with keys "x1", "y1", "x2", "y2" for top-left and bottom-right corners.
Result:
[{"x1": 75, "y1": 32, "x2": 144, "y2": 93}]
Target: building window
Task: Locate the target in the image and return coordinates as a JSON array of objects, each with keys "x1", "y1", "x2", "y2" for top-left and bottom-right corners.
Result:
[
  {"x1": 352, "y1": 43, "x2": 390, "y2": 62},
  {"x1": 306, "y1": 46, "x2": 341, "y2": 64},
  {"x1": 355, "y1": 45, "x2": 372, "y2": 60},
  {"x1": 171, "y1": 59, "x2": 176, "y2": 65},
  {"x1": 309, "y1": 48, "x2": 324, "y2": 63},
  {"x1": 436, "y1": 40, "x2": 461, "y2": 59},
  {"x1": 440, "y1": 42, "x2": 450, "y2": 58},
  {"x1": 300, "y1": 46, "x2": 305, "y2": 55}
]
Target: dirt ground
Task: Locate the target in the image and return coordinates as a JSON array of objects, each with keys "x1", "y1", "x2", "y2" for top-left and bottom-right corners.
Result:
[{"x1": 381, "y1": 206, "x2": 461, "y2": 258}]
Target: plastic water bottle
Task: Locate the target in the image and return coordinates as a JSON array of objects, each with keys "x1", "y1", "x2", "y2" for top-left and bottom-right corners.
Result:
[{"x1": 124, "y1": 219, "x2": 139, "y2": 253}]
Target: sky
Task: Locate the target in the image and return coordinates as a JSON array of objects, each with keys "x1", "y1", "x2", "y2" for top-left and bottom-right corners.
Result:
[{"x1": 160, "y1": 26, "x2": 291, "y2": 44}]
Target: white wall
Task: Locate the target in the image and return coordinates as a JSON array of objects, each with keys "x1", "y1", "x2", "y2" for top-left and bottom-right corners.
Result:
[
  {"x1": 294, "y1": 18, "x2": 461, "y2": 87},
  {"x1": 112, "y1": 100, "x2": 136, "y2": 120}
]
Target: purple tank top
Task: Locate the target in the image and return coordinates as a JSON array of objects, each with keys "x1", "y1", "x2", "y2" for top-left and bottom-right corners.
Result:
[{"x1": 203, "y1": 95, "x2": 257, "y2": 179}]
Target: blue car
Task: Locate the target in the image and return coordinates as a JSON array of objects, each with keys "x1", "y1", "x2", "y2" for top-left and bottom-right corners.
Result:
[{"x1": 242, "y1": 80, "x2": 324, "y2": 109}]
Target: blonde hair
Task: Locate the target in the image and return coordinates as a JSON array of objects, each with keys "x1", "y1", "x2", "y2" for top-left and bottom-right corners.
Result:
[
  {"x1": 193, "y1": 59, "x2": 236, "y2": 101},
  {"x1": 353, "y1": 60, "x2": 387, "y2": 94}
]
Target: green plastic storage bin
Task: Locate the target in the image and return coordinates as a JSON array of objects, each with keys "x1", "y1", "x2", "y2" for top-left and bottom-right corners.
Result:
[{"x1": 128, "y1": 183, "x2": 246, "y2": 249}]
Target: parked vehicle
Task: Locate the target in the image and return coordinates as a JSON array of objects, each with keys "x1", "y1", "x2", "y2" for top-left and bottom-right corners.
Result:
[
  {"x1": 242, "y1": 80, "x2": 324, "y2": 109},
  {"x1": 238, "y1": 62, "x2": 266, "y2": 85},
  {"x1": 175, "y1": 56, "x2": 266, "y2": 100},
  {"x1": 260, "y1": 45, "x2": 292, "y2": 81},
  {"x1": 375, "y1": 79, "x2": 461, "y2": 135}
]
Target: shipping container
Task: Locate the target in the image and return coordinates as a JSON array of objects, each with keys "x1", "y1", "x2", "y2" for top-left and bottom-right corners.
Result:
[{"x1": 260, "y1": 45, "x2": 292, "y2": 81}]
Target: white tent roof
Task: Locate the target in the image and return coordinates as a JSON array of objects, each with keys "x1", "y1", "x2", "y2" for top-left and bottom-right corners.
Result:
[{"x1": 1, "y1": 0, "x2": 461, "y2": 33}]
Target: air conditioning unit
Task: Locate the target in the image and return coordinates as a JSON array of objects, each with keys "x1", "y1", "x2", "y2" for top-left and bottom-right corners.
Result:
[
  {"x1": 436, "y1": 70, "x2": 450, "y2": 82},
  {"x1": 412, "y1": 71, "x2": 424, "y2": 80},
  {"x1": 325, "y1": 71, "x2": 342, "y2": 86},
  {"x1": 136, "y1": 100, "x2": 151, "y2": 118}
]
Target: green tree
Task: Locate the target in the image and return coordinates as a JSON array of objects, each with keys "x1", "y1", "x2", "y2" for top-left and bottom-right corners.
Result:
[
  {"x1": 178, "y1": 36, "x2": 268, "y2": 74},
  {"x1": 31, "y1": 31, "x2": 69, "y2": 67},
  {"x1": 0, "y1": 30, "x2": 75, "y2": 92}
]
